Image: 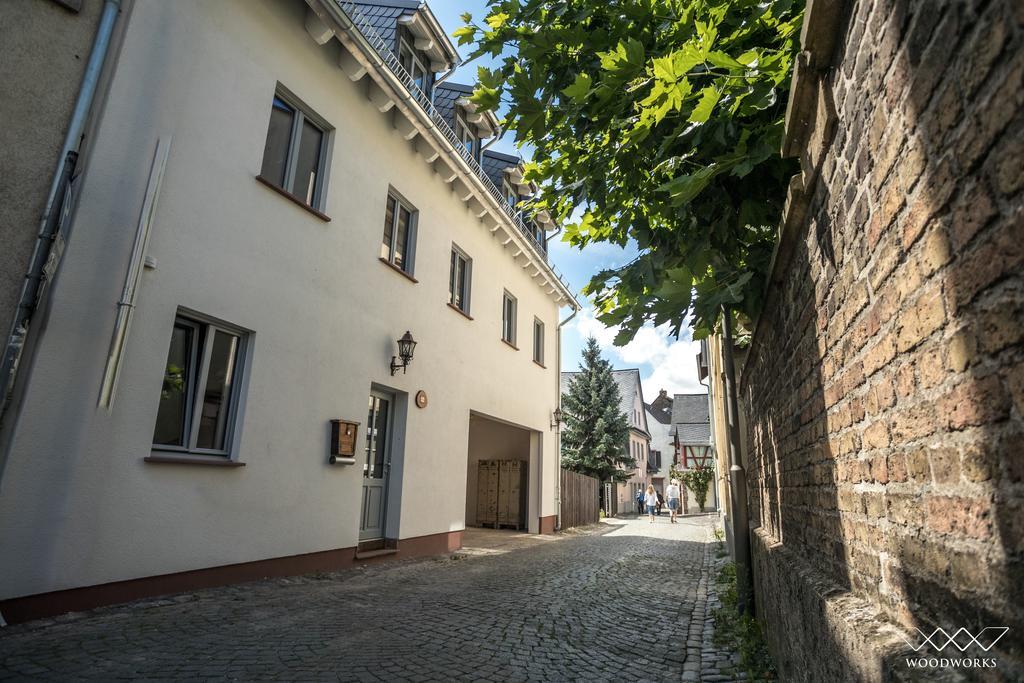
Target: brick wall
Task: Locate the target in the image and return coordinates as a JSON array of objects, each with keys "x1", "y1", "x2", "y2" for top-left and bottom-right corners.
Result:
[{"x1": 740, "y1": 0, "x2": 1023, "y2": 679}]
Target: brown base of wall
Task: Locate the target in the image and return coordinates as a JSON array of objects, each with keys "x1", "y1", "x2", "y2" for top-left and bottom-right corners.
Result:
[
  {"x1": 539, "y1": 515, "x2": 557, "y2": 534},
  {"x1": 0, "y1": 529, "x2": 463, "y2": 626},
  {"x1": 750, "y1": 527, "x2": 915, "y2": 682}
]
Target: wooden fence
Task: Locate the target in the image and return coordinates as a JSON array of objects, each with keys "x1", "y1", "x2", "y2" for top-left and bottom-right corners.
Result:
[{"x1": 559, "y1": 468, "x2": 600, "y2": 529}]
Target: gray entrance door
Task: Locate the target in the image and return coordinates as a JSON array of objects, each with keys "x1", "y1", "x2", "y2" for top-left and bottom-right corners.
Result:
[{"x1": 360, "y1": 391, "x2": 392, "y2": 541}]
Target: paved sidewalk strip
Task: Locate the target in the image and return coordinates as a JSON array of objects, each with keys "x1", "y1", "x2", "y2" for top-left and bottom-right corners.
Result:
[{"x1": 0, "y1": 516, "x2": 734, "y2": 681}]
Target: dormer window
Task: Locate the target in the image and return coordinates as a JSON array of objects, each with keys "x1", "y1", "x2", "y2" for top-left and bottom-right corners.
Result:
[
  {"x1": 502, "y1": 180, "x2": 519, "y2": 210},
  {"x1": 455, "y1": 114, "x2": 480, "y2": 161},
  {"x1": 398, "y1": 38, "x2": 430, "y2": 94}
]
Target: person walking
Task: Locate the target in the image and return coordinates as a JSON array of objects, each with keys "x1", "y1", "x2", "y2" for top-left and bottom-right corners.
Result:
[
  {"x1": 666, "y1": 479, "x2": 682, "y2": 524},
  {"x1": 636, "y1": 487, "x2": 644, "y2": 516},
  {"x1": 644, "y1": 485, "x2": 658, "y2": 523},
  {"x1": 656, "y1": 491, "x2": 664, "y2": 516}
]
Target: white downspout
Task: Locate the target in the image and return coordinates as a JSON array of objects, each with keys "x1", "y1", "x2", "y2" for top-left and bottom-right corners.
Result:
[
  {"x1": 97, "y1": 136, "x2": 172, "y2": 407},
  {"x1": 555, "y1": 304, "x2": 580, "y2": 530}
]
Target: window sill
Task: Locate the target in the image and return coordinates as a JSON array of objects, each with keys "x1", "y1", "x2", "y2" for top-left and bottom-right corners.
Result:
[
  {"x1": 145, "y1": 454, "x2": 246, "y2": 468},
  {"x1": 255, "y1": 175, "x2": 331, "y2": 222},
  {"x1": 501, "y1": 338, "x2": 518, "y2": 351},
  {"x1": 379, "y1": 258, "x2": 418, "y2": 283},
  {"x1": 533, "y1": 360, "x2": 546, "y2": 369},
  {"x1": 447, "y1": 302, "x2": 473, "y2": 320}
]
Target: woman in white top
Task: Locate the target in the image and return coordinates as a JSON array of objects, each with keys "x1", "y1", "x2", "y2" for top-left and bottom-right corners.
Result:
[
  {"x1": 666, "y1": 479, "x2": 682, "y2": 524},
  {"x1": 644, "y1": 485, "x2": 658, "y2": 523}
]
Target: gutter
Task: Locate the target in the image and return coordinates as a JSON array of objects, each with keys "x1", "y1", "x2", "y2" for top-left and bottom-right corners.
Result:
[
  {"x1": 0, "y1": 0, "x2": 123, "y2": 484},
  {"x1": 722, "y1": 306, "x2": 753, "y2": 614},
  {"x1": 430, "y1": 63, "x2": 458, "y2": 103},
  {"x1": 554, "y1": 304, "x2": 580, "y2": 530}
]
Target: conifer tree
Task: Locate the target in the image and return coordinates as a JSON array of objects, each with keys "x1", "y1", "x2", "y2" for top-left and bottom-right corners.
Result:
[{"x1": 561, "y1": 337, "x2": 633, "y2": 482}]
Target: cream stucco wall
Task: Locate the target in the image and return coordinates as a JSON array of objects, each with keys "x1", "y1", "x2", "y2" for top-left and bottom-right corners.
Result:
[
  {"x1": 618, "y1": 383, "x2": 650, "y2": 513},
  {"x1": 706, "y1": 336, "x2": 732, "y2": 518},
  {"x1": 0, "y1": 0, "x2": 569, "y2": 601}
]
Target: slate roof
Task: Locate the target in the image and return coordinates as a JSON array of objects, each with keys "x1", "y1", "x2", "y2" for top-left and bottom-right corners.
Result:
[
  {"x1": 351, "y1": 1, "x2": 415, "y2": 52},
  {"x1": 434, "y1": 82, "x2": 472, "y2": 131},
  {"x1": 645, "y1": 398, "x2": 672, "y2": 425},
  {"x1": 669, "y1": 393, "x2": 711, "y2": 444},
  {"x1": 561, "y1": 369, "x2": 647, "y2": 434},
  {"x1": 482, "y1": 149, "x2": 522, "y2": 189}
]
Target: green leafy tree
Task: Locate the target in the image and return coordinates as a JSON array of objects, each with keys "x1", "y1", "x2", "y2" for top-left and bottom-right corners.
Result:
[
  {"x1": 457, "y1": 0, "x2": 802, "y2": 340},
  {"x1": 561, "y1": 337, "x2": 633, "y2": 482}
]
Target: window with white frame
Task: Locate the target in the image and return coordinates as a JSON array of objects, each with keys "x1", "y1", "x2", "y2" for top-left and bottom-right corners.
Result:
[
  {"x1": 533, "y1": 318, "x2": 544, "y2": 365},
  {"x1": 398, "y1": 38, "x2": 430, "y2": 94},
  {"x1": 259, "y1": 89, "x2": 330, "y2": 209},
  {"x1": 152, "y1": 313, "x2": 248, "y2": 456},
  {"x1": 449, "y1": 245, "x2": 472, "y2": 313},
  {"x1": 502, "y1": 291, "x2": 517, "y2": 345},
  {"x1": 381, "y1": 192, "x2": 417, "y2": 274},
  {"x1": 455, "y1": 114, "x2": 479, "y2": 161},
  {"x1": 502, "y1": 179, "x2": 519, "y2": 210}
]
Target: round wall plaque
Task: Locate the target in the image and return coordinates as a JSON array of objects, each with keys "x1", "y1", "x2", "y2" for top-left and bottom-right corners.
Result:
[{"x1": 415, "y1": 390, "x2": 428, "y2": 409}]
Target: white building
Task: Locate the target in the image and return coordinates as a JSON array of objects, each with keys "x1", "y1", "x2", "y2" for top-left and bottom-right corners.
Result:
[
  {"x1": 645, "y1": 389, "x2": 674, "y2": 495},
  {"x1": 0, "y1": 0, "x2": 577, "y2": 624}
]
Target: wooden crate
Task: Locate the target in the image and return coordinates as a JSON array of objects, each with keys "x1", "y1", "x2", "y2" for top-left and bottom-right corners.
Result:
[
  {"x1": 497, "y1": 460, "x2": 526, "y2": 529},
  {"x1": 476, "y1": 460, "x2": 499, "y2": 527},
  {"x1": 477, "y1": 459, "x2": 527, "y2": 529}
]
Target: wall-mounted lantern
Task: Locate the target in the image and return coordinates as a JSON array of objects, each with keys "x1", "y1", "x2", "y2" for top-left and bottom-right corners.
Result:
[
  {"x1": 390, "y1": 330, "x2": 417, "y2": 375},
  {"x1": 550, "y1": 407, "x2": 563, "y2": 429}
]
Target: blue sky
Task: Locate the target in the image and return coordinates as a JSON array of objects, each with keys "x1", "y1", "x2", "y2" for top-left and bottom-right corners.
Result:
[{"x1": 430, "y1": 1, "x2": 706, "y2": 401}]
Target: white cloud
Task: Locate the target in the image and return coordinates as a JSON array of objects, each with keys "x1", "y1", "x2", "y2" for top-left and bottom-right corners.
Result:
[
  {"x1": 572, "y1": 306, "x2": 618, "y2": 348},
  {"x1": 570, "y1": 306, "x2": 706, "y2": 400}
]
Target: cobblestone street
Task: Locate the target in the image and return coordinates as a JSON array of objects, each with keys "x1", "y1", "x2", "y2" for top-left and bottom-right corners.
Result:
[{"x1": 0, "y1": 515, "x2": 740, "y2": 682}]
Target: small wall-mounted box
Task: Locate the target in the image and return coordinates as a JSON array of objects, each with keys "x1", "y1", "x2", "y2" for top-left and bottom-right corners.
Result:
[{"x1": 329, "y1": 419, "x2": 359, "y2": 465}]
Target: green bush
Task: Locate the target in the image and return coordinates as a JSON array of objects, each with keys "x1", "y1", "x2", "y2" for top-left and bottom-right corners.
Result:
[{"x1": 678, "y1": 465, "x2": 715, "y2": 511}]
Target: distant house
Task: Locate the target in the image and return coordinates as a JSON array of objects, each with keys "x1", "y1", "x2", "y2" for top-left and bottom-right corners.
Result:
[
  {"x1": 560, "y1": 368, "x2": 650, "y2": 515},
  {"x1": 670, "y1": 393, "x2": 717, "y2": 513},
  {"x1": 645, "y1": 390, "x2": 674, "y2": 496}
]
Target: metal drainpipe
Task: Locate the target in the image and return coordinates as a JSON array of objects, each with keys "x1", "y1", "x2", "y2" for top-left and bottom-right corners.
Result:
[
  {"x1": 555, "y1": 304, "x2": 580, "y2": 530},
  {"x1": 480, "y1": 125, "x2": 503, "y2": 152},
  {"x1": 430, "y1": 62, "x2": 458, "y2": 104},
  {"x1": 722, "y1": 305, "x2": 753, "y2": 614},
  {"x1": 0, "y1": 0, "x2": 122, "y2": 478}
]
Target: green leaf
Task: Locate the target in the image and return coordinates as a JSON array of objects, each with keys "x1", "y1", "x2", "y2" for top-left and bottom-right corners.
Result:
[
  {"x1": 625, "y1": 38, "x2": 645, "y2": 67},
  {"x1": 706, "y1": 51, "x2": 743, "y2": 70},
  {"x1": 452, "y1": 25, "x2": 476, "y2": 46},
  {"x1": 469, "y1": 84, "x2": 500, "y2": 111},
  {"x1": 652, "y1": 55, "x2": 675, "y2": 81},
  {"x1": 689, "y1": 86, "x2": 721, "y2": 123},
  {"x1": 476, "y1": 66, "x2": 502, "y2": 89},
  {"x1": 561, "y1": 72, "x2": 593, "y2": 101},
  {"x1": 485, "y1": 12, "x2": 510, "y2": 30},
  {"x1": 657, "y1": 165, "x2": 720, "y2": 205}
]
